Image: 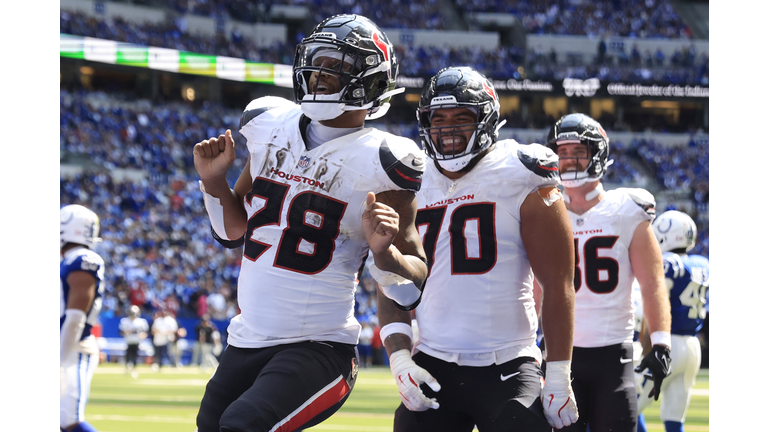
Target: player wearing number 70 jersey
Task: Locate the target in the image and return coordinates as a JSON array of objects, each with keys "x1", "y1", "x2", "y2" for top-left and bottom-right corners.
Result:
[
  {"x1": 192, "y1": 14, "x2": 428, "y2": 432},
  {"x1": 543, "y1": 113, "x2": 672, "y2": 432},
  {"x1": 636, "y1": 210, "x2": 709, "y2": 432},
  {"x1": 377, "y1": 66, "x2": 578, "y2": 432}
]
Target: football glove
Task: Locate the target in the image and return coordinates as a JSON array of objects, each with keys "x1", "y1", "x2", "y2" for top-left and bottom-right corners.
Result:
[
  {"x1": 541, "y1": 360, "x2": 579, "y2": 429},
  {"x1": 634, "y1": 344, "x2": 671, "y2": 401},
  {"x1": 388, "y1": 349, "x2": 441, "y2": 411}
]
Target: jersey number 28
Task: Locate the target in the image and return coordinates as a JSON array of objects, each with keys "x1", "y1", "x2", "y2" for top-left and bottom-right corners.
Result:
[{"x1": 243, "y1": 177, "x2": 347, "y2": 274}]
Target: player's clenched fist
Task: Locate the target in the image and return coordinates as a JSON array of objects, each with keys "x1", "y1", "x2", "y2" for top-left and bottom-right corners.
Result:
[
  {"x1": 362, "y1": 192, "x2": 400, "y2": 255},
  {"x1": 193, "y1": 129, "x2": 236, "y2": 180}
]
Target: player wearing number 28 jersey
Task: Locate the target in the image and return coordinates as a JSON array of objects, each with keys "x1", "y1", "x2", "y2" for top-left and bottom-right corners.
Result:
[
  {"x1": 226, "y1": 96, "x2": 423, "y2": 348},
  {"x1": 193, "y1": 15, "x2": 428, "y2": 432}
]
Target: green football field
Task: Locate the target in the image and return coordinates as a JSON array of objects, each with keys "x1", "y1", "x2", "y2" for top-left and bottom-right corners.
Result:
[{"x1": 85, "y1": 363, "x2": 709, "y2": 431}]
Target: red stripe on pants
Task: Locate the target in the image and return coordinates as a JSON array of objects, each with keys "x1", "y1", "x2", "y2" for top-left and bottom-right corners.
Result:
[{"x1": 273, "y1": 377, "x2": 350, "y2": 432}]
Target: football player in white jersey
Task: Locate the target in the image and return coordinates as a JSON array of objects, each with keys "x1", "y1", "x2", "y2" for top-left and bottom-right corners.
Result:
[
  {"x1": 192, "y1": 15, "x2": 429, "y2": 432},
  {"x1": 60, "y1": 204, "x2": 105, "y2": 432},
  {"x1": 544, "y1": 113, "x2": 672, "y2": 432},
  {"x1": 636, "y1": 210, "x2": 709, "y2": 432},
  {"x1": 119, "y1": 305, "x2": 149, "y2": 378},
  {"x1": 377, "y1": 66, "x2": 579, "y2": 432}
]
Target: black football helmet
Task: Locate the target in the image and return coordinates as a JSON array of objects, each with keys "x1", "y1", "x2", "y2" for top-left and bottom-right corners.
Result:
[
  {"x1": 293, "y1": 14, "x2": 401, "y2": 120},
  {"x1": 546, "y1": 113, "x2": 613, "y2": 187},
  {"x1": 417, "y1": 66, "x2": 502, "y2": 172}
]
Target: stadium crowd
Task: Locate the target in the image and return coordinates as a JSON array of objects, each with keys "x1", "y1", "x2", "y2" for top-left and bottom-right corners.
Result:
[
  {"x1": 113, "y1": 0, "x2": 690, "y2": 38},
  {"x1": 60, "y1": 5, "x2": 708, "y2": 86},
  {"x1": 60, "y1": 86, "x2": 709, "y2": 325},
  {"x1": 458, "y1": 0, "x2": 691, "y2": 39}
]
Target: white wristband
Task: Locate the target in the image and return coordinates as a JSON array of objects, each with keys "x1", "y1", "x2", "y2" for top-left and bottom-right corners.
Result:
[
  {"x1": 545, "y1": 360, "x2": 572, "y2": 383},
  {"x1": 368, "y1": 262, "x2": 412, "y2": 286},
  {"x1": 200, "y1": 181, "x2": 233, "y2": 241},
  {"x1": 60, "y1": 309, "x2": 86, "y2": 363},
  {"x1": 650, "y1": 331, "x2": 672, "y2": 347},
  {"x1": 380, "y1": 322, "x2": 414, "y2": 343}
]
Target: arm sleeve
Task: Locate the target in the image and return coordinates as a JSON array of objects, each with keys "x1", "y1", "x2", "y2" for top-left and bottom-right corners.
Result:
[{"x1": 60, "y1": 309, "x2": 86, "y2": 364}]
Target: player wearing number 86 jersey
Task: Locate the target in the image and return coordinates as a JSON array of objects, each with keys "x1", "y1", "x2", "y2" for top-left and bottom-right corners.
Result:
[
  {"x1": 543, "y1": 113, "x2": 672, "y2": 432},
  {"x1": 567, "y1": 188, "x2": 656, "y2": 348}
]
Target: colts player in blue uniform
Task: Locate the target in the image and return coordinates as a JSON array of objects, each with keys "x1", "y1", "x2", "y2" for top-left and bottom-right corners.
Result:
[
  {"x1": 636, "y1": 210, "x2": 709, "y2": 432},
  {"x1": 60, "y1": 204, "x2": 105, "y2": 432}
]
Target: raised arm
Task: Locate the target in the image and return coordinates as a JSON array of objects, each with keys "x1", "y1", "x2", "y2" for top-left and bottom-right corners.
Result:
[
  {"x1": 362, "y1": 190, "x2": 428, "y2": 305},
  {"x1": 194, "y1": 129, "x2": 252, "y2": 241}
]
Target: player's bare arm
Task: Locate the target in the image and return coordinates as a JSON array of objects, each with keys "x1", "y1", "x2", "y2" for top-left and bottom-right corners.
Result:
[
  {"x1": 61, "y1": 271, "x2": 97, "y2": 364},
  {"x1": 630, "y1": 221, "x2": 671, "y2": 338},
  {"x1": 377, "y1": 289, "x2": 413, "y2": 355},
  {"x1": 522, "y1": 186, "x2": 579, "y2": 428},
  {"x1": 66, "y1": 271, "x2": 97, "y2": 312},
  {"x1": 521, "y1": 187, "x2": 575, "y2": 363},
  {"x1": 194, "y1": 129, "x2": 252, "y2": 239},
  {"x1": 363, "y1": 189, "x2": 428, "y2": 289}
]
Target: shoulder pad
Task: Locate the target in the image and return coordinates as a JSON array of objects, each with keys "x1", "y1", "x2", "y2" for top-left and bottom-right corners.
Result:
[
  {"x1": 211, "y1": 227, "x2": 245, "y2": 249},
  {"x1": 517, "y1": 143, "x2": 559, "y2": 180},
  {"x1": 617, "y1": 187, "x2": 656, "y2": 219},
  {"x1": 240, "y1": 96, "x2": 296, "y2": 130},
  {"x1": 379, "y1": 139, "x2": 426, "y2": 192}
]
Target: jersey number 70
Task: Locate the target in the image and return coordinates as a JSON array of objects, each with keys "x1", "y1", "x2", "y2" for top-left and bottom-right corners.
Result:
[
  {"x1": 243, "y1": 177, "x2": 347, "y2": 274},
  {"x1": 415, "y1": 203, "x2": 497, "y2": 276}
]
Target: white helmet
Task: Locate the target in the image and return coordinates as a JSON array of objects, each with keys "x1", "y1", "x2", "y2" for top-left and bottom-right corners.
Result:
[
  {"x1": 652, "y1": 210, "x2": 696, "y2": 253},
  {"x1": 60, "y1": 204, "x2": 102, "y2": 249}
]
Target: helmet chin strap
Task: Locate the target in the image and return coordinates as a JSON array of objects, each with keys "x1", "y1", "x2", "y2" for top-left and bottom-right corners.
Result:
[
  {"x1": 434, "y1": 129, "x2": 482, "y2": 172},
  {"x1": 585, "y1": 182, "x2": 604, "y2": 201},
  {"x1": 300, "y1": 92, "x2": 346, "y2": 121},
  {"x1": 562, "y1": 181, "x2": 603, "y2": 202}
]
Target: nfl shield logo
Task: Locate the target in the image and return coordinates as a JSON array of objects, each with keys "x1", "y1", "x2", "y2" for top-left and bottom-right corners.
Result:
[
  {"x1": 576, "y1": 218, "x2": 584, "y2": 226},
  {"x1": 299, "y1": 155, "x2": 310, "y2": 168}
]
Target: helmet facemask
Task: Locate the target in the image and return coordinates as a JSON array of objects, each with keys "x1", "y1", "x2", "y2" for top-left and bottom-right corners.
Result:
[
  {"x1": 418, "y1": 101, "x2": 497, "y2": 172},
  {"x1": 417, "y1": 67, "x2": 502, "y2": 173},
  {"x1": 547, "y1": 113, "x2": 613, "y2": 188},
  {"x1": 554, "y1": 139, "x2": 612, "y2": 188},
  {"x1": 293, "y1": 22, "x2": 403, "y2": 121}
]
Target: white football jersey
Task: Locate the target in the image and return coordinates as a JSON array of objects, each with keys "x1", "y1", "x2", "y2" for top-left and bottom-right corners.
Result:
[
  {"x1": 413, "y1": 140, "x2": 560, "y2": 366},
  {"x1": 569, "y1": 188, "x2": 655, "y2": 348},
  {"x1": 228, "y1": 97, "x2": 425, "y2": 348}
]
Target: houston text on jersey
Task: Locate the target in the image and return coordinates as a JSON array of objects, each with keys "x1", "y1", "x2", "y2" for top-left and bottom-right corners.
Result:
[
  {"x1": 426, "y1": 194, "x2": 475, "y2": 208},
  {"x1": 270, "y1": 167, "x2": 325, "y2": 188}
]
